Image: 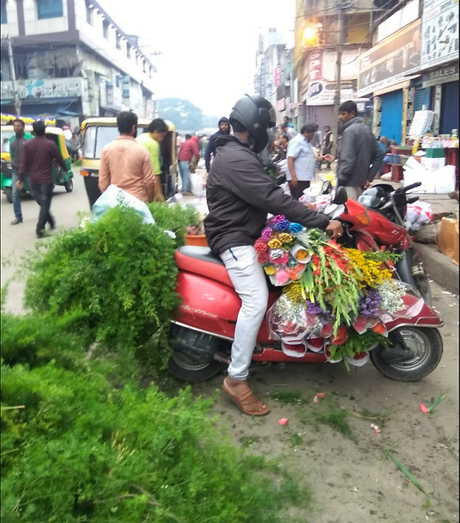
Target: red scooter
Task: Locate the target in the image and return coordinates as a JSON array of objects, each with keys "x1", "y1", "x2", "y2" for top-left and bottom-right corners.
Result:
[{"x1": 168, "y1": 187, "x2": 443, "y2": 383}]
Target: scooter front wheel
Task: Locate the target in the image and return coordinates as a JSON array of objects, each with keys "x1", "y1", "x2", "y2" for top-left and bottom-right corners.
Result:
[{"x1": 370, "y1": 327, "x2": 443, "y2": 382}]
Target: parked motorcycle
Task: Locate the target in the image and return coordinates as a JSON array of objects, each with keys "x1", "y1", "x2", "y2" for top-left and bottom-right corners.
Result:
[
  {"x1": 168, "y1": 188, "x2": 443, "y2": 383},
  {"x1": 320, "y1": 181, "x2": 432, "y2": 306}
]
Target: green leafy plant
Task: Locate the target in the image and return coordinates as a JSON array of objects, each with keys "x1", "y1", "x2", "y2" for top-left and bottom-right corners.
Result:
[
  {"x1": 23, "y1": 206, "x2": 180, "y2": 365},
  {"x1": 147, "y1": 202, "x2": 201, "y2": 246},
  {"x1": 2, "y1": 362, "x2": 311, "y2": 523}
]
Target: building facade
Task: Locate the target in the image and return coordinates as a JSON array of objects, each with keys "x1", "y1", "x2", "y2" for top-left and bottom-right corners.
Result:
[
  {"x1": 358, "y1": 0, "x2": 459, "y2": 143},
  {"x1": 1, "y1": 0, "x2": 157, "y2": 125},
  {"x1": 294, "y1": 0, "x2": 374, "y2": 131},
  {"x1": 254, "y1": 28, "x2": 291, "y2": 124}
]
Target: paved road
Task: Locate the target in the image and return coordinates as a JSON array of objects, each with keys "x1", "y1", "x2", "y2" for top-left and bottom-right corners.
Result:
[{"x1": 1, "y1": 169, "x2": 90, "y2": 313}]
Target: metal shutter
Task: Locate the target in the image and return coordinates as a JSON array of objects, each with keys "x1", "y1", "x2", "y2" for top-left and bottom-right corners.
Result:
[
  {"x1": 440, "y1": 82, "x2": 460, "y2": 134},
  {"x1": 380, "y1": 90, "x2": 403, "y2": 143}
]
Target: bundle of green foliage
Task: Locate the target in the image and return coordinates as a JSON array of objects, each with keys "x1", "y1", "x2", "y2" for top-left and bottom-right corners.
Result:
[
  {"x1": 148, "y1": 202, "x2": 202, "y2": 247},
  {"x1": 1, "y1": 312, "x2": 311, "y2": 523},
  {"x1": 23, "y1": 206, "x2": 180, "y2": 356}
]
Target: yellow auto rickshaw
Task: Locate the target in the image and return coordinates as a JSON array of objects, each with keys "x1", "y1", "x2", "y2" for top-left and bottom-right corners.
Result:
[
  {"x1": 1, "y1": 124, "x2": 74, "y2": 203},
  {"x1": 79, "y1": 117, "x2": 177, "y2": 208}
]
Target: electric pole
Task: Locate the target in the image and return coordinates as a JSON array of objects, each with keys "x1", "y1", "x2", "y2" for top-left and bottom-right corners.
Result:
[
  {"x1": 6, "y1": 36, "x2": 22, "y2": 115},
  {"x1": 332, "y1": 1, "x2": 346, "y2": 156}
]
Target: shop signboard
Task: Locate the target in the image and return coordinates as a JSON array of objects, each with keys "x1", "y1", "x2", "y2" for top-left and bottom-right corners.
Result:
[
  {"x1": 1, "y1": 78, "x2": 86, "y2": 99},
  {"x1": 422, "y1": 63, "x2": 459, "y2": 86},
  {"x1": 421, "y1": 0, "x2": 459, "y2": 69},
  {"x1": 322, "y1": 50, "x2": 359, "y2": 81},
  {"x1": 357, "y1": 20, "x2": 421, "y2": 97},
  {"x1": 306, "y1": 80, "x2": 360, "y2": 106}
]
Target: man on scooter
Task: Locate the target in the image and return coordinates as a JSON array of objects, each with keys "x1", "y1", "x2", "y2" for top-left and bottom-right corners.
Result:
[{"x1": 205, "y1": 95, "x2": 343, "y2": 416}]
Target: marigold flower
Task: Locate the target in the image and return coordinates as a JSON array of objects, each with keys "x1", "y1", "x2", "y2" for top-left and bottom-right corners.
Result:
[
  {"x1": 268, "y1": 238, "x2": 282, "y2": 249},
  {"x1": 278, "y1": 233, "x2": 293, "y2": 244}
]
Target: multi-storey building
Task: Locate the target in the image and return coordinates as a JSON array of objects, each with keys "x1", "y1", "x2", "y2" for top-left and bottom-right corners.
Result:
[
  {"x1": 254, "y1": 28, "x2": 290, "y2": 124},
  {"x1": 294, "y1": 0, "x2": 374, "y2": 130},
  {"x1": 1, "y1": 0, "x2": 157, "y2": 126}
]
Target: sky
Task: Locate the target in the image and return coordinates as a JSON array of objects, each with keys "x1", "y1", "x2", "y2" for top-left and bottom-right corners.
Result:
[{"x1": 98, "y1": 0, "x2": 296, "y2": 117}]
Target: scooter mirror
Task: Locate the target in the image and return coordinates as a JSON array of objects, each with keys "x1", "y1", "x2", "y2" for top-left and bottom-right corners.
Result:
[
  {"x1": 321, "y1": 180, "x2": 333, "y2": 195},
  {"x1": 333, "y1": 186, "x2": 348, "y2": 205}
]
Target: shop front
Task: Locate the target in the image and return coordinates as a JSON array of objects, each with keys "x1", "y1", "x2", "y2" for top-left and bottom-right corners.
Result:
[{"x1": 358, "y1": 19, "x2": 422, "y2": 143}]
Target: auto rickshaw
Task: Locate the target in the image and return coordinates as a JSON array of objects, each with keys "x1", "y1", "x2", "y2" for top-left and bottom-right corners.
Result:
[
  {"x1": 80, "y1": 117, "x2": 177, "y2": 209},
  {"x1": 1, "y1": 125, "x2": 74, "y2": 203}
]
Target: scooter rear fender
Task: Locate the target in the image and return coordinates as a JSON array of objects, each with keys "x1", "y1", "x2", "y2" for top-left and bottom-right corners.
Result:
[{"x1": 174, "y1": 271, "x2": 279, "y2": 341}]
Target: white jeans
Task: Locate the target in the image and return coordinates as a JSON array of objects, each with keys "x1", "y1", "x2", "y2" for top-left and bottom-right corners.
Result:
[{"x1": 220, "y1": 246, "x2": 269, "y2": 380}]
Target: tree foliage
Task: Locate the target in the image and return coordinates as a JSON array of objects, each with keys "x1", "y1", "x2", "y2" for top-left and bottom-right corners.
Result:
[{"x1": 158, "y1": 98, "x2": 204, "y2": 132}]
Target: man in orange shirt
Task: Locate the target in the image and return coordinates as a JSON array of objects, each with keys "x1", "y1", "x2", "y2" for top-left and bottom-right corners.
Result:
[{"x1": 98, "y1": 112, "x2": 156, "y2": 202}]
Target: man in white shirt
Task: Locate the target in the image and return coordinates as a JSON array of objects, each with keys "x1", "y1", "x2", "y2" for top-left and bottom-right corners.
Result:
[{"x1": 286, "y1": 123, "x2": 332, "y2": 200}]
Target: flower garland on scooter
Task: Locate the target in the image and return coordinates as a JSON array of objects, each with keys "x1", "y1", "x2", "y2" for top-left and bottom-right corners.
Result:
[{"x1": 256, "y1": 216, "x2": 412, "y2": 369}]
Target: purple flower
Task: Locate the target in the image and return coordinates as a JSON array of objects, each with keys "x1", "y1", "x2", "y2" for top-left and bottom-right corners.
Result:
[
  {"x1": 307, "y1": 301, "x2": 324, "y2": 315},
  {"x1": 358, "y1": 289, "x2": 382, "y2": 318},
  {"x1": 274, "y1": 220, "x2": 291, "y2": 231}
]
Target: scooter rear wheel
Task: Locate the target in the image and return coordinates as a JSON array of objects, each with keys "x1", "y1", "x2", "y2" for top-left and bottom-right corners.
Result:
[
  {"x1": 168, "y1": 324, "x2": 226, "y2": 382},
  {"x1": 168, "y1": 351, "x2": 223, "y2": 382},
  {"x1": 370, "y1": 327, "x2": 443, "y2": 381}
]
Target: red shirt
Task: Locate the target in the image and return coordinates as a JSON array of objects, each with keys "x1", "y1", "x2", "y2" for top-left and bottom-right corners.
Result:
[
  {"x1": 178, "y1": 137, "x2": 200, "y2": 163},
  {"x1": 18, "y1": 136, "x2": 67, "y2": 184}
]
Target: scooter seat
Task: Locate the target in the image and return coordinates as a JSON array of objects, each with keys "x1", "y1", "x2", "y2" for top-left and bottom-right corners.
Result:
[{"x1": 175, "y1": 246, "x2": 233, "y2": 287}]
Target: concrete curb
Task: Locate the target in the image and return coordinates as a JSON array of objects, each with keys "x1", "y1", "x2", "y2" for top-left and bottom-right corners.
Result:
[{"x1": 416, "y1": 243, "x2": 459, "y2": 295}]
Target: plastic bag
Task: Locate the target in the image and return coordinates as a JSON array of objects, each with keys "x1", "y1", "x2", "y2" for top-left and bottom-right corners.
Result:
[
  {"x1": 92, "y1": 185, "x2": 155, "y2": 225},
  {"x1": 267, "y1": 295, "x2": 308, "y2": 340}
]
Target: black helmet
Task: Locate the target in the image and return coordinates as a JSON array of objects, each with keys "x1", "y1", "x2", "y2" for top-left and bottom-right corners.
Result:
[
  {"x1": 229, "y1": 94, "x2": 277, "y2": 154},
  {"x1": 358, "y1": 186, "x2": 386, "y2": 208}
]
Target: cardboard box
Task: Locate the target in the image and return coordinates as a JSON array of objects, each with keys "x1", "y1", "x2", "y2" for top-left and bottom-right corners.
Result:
[
  {"x1": 421, "y1": 157, "x2": 446, "y2": 171},
  {"x1": 437, "y1": 217, "x2": 459, "y2": 266}
]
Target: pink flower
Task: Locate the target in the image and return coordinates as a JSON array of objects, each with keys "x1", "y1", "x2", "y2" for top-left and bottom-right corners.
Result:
[
  {"x1": 276, "y1": 269, "x2": 289, "y2": 285},
  {"x1": 279, "y1": 253, "x2": 289, "y2": 264},
  {"x1": 261, "y1": 228, "x2": 273, "y2": 241}
]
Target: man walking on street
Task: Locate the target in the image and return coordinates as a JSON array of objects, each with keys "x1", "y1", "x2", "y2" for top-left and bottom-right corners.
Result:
[
  {"x1": 9, "y1": 119, "x2": 34, "y2": 225},
  {"x1": 287, "y1": 123, "x2": 332, "y2": 200},
  {"x1": 336, "y1": 100, "x2": 384, "y2": 200},
  {"x1": 205, "y1": 95, "x2": 342, "y2": 417},
  {"x1": 136, "y1": 118, "x2": 169, "y2": 202},
  {"x1": 16, "y1": 121, "x2": 67, "y2": 238},
  {"x1": 178, "y1": 134, "x2": 200, "y2": 195},
  {"x1": 99, "y1": 111, "x2": 156, "y2": 203},
  {"x1": 205, "y1": 117, "x2": 231, "y2": 173}
]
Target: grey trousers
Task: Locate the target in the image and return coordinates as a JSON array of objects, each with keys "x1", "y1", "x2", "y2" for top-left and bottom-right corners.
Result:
[
  {"x1": 220, "y1": 246, "x2": 269, "y2": 380},
  {"x1": 343, "y1": 186, "x2": 363, "y2": 201}
]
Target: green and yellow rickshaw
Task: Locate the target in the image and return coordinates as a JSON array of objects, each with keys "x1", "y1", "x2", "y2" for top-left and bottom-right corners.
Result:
[
  {"x1": 1, "y1": 124, "x2": 74, "y2": 203},
  {"x1": 79, "y1": 117, "x2": 177, "y2": 208}
]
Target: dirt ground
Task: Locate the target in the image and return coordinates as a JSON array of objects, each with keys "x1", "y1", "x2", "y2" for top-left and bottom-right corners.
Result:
[
  {"x1": 191, "y1": 282, "x2": 459, "y2": 523},
  {"x1": 1, "y1": 173, "x2": 459, "y2": 523}
]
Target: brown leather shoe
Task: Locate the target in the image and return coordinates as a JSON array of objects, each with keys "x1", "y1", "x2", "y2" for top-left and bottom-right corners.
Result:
[
  {"x1": 11, "y1": 218, "x2": 23, "y2": 225},
  {"x1": 222, "y1": 377, "x2": 270, "y2": 416}
]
